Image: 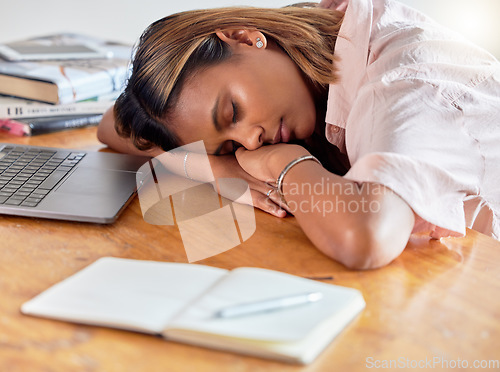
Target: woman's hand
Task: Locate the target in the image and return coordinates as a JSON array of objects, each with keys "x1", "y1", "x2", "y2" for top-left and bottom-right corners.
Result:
[
  {"x1": 208, "y1": 154, "x2": 287, "y2": 218},
  {"x1": 234, "y1": 144, "x2": 312, "y2": 210},
  {"x1": 235, "y1": 144, "x2": 311, "y2": 182}
]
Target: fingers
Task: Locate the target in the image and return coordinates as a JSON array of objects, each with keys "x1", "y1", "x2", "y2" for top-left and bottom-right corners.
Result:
[
  {"x1": 251, "y1": 189, "x2": 287, "y2": 218},
  {"x1": 259, "y1": 198, "x2": 287, "y2": 218},
  {"x1": 215, "y1": 148, "x2": 287, "y2": 217},
  {"x1": 247, "y1": 173, "x2": 290, "y2": 217}
]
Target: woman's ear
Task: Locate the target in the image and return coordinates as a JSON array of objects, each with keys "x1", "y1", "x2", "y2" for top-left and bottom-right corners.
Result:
[{"x1": 215, "y1": 29, "x2": 267, "y2": 49}]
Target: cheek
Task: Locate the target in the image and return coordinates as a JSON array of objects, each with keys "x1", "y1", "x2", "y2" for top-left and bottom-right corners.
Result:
[
  {"x1": 169, "y1": 100, "x2": 211, "y2": 144},
  {"x1": 293, "y1": 89, "x2": 317, "y2": 137},
  {"x1": 232, "y1": 75, "x2": 267, "y2": 107},
  {"x1": 297, "y1": 113, "x2": 316, "y2": 139},
  {"x1": 170, "y1": 116, "x2": 223, "y2": 153}
]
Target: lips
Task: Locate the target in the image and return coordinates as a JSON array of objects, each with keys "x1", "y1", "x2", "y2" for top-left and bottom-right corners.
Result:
[{"x1": 273, "y1": 119, "x2": 291, "y2": 144}]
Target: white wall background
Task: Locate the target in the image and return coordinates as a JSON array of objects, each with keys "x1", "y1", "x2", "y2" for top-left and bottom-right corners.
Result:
[
  {"x1": 399, "y1": 0, "x2": 500, "y2": 59},
  {"x1": 1, "y1": 0, "x2": 499, "y2": 59}
]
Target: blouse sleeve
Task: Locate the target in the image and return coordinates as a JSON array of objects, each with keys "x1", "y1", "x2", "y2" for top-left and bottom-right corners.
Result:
[{"x1": 342, "y1": 78, "x2": 486, "y2": 238}]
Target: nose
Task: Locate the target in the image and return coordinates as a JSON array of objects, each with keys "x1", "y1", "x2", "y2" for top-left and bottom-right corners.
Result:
[{"x1": 234, "y1": 125, "x2": 264, "y2": 151}]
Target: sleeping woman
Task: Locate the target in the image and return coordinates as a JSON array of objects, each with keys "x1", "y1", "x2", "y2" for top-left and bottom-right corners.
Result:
[{"x1": 97, "y1": 0, "x2": 500, "y2": 269}]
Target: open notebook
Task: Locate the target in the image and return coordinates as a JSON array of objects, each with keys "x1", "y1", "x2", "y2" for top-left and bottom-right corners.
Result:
[{"x1": 21, "y1": 257, "x2": 365, "y2": 365}]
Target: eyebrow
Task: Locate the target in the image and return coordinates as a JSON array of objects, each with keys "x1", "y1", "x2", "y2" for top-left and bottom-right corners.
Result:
[{"x1": 212, "y1": 95, "x2": 222, "y2": 132}]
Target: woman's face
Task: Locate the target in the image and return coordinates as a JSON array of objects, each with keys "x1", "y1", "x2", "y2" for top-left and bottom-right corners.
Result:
[{"x1": 169, "y1": 33, "x2": 317, "y2": 155}]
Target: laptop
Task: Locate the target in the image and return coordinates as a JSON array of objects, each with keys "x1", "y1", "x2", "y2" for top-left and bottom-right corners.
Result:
[{"x1": 0, "y1": 142, "x2": 150, "y2": 223}]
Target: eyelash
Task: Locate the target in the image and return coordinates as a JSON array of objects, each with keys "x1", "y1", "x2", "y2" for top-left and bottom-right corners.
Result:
[
  {"x1": 230, "y1": 102, "x2": 241, "y2": 152},
  {"x1": 231, "y1": 101, "x2": 238, "y2": 124},
  {"x1": 214, "y1": 101, "x2": 239, "y2": 156}
]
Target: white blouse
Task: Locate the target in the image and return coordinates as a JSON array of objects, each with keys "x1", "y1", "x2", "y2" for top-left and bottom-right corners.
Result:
[{"x1": 325, "y1": 0, "x2": 500, "y2": 239}]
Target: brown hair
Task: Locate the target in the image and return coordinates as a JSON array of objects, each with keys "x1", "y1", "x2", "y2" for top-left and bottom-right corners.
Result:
[{"x1": 115, "y1": 3, "x2": 344, "y2": 151}]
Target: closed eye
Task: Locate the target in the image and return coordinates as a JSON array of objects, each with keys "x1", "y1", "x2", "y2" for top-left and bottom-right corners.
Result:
[
  {"x1": 213, "y1": 100, "x2": 240, "y2": 155},
  {"x1": 232, "y1": 101, "x2": 239, "y2": 124}
]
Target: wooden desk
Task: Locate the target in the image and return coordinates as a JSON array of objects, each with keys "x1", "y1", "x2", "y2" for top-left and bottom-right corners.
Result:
[{"x1": 1, "y1": 128, "x2": 499, "y2": 371}]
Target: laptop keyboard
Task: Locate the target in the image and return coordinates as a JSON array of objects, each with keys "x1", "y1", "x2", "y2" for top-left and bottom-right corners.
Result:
[{"x1": 0, "y1": 145, "x2": 85, "y2": 208}]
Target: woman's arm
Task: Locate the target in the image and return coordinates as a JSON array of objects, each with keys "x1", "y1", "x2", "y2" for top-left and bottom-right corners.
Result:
[
  {"x1": 97, "y1": 107, "x2": 163, "y2": 157},
  {"x1": 236, "y1": 144, "x2": 415, "y2": 269},
  {"x1": 96, "y1": 106, "x2": 287, "y2": 217}
]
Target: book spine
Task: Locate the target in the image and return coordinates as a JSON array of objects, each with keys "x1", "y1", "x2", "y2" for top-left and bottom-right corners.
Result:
[
  {"x1": 29, "y1": 114, "x2": 104, "y2": 136},
  {"x1": 0, "y1": 100, "x2": 114, "y2": 119}
]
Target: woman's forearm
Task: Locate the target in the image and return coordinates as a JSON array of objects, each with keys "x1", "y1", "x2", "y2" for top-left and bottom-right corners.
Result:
[
  {"x1": 97, "y1": 106, "x2": 162, "y2": 157},
  {"x1": 270, "y1": 152, "x2": 415, "y2": 269}
]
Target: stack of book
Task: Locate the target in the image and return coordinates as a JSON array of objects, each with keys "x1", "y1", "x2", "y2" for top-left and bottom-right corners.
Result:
[{"x1": 0, "y1": 33, "x2": 132, "y2": 136}]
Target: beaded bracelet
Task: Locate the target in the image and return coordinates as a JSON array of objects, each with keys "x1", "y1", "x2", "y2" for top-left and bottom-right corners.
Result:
[{"x1": 276, "y1": 155, "x2": 321, "y2": 207}]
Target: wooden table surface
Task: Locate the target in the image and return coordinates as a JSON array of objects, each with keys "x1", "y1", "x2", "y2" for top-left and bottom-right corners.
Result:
[{"x1": 1, "y1": 127, "x2": 499, "y2": 372}]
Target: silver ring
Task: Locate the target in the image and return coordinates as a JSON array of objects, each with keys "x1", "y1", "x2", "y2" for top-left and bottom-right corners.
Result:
[{"x1": 266, "y1": 189, "x2": 274, "y2": 198}]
